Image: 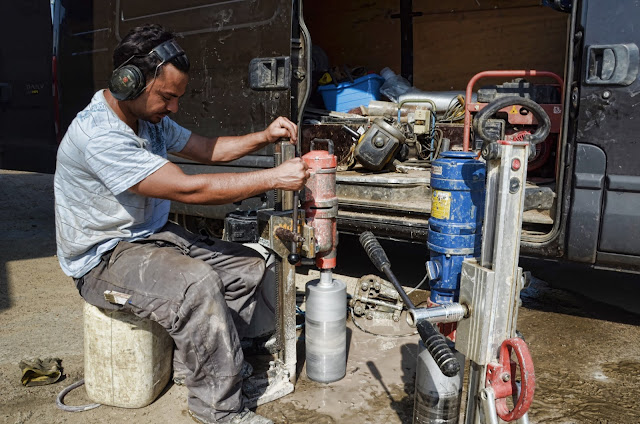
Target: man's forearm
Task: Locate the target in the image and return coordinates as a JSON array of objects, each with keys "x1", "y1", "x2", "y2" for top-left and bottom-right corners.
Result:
[
  {"x1": 178, "y1": 116, "x2": 297, "y2": 165},
  {"x1": 185, "y1": 167, "x2": 275, "y2": 204},
  {"x1": 177, "y1": 131, "x2": 270, "y2": 165},
  {"x1": 212, "y1": 130, "x2": 271, "y2": 162},
  {"x1": 131, "y1": 162, "x2": 277, "y2": 205}
]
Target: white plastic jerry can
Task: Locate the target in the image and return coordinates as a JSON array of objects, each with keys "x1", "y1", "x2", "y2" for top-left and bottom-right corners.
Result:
[{"x1": 83, "y1": 302, "x2": 173, "y2": 408}]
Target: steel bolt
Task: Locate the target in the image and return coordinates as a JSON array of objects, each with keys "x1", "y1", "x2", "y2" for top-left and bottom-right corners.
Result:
[
  {"x1": 509, "y1": 177, "x2": 521, "y2": 194},
  {"x1": 502, "y1": 373, "x2": 511, "y2": 382},
  {"x1": 602, "y1": 90, "x2": 611, "y2": 99},
  {"x1": 361, "y1": 282, "x2": 369, "y2": 291},
  {"x1": 571, "y1": 87, "x2": 579, "y2": 108}
]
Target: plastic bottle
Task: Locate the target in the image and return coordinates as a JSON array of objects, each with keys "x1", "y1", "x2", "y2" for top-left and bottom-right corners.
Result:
[{"x1": 379, "y1": 67, "x2": 416, "y2": 102}]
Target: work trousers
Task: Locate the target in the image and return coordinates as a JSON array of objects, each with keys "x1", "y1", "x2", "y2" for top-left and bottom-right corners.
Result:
[{"x1": 75, "y1": 222, "x2": 269, "y2": 422}]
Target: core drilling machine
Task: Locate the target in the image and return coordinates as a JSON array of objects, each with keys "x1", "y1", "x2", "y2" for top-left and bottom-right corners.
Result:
[
  {"x1": 359, "y1": 70, "x2": 558, "y2": 424},
  {"x1": 248, "y1": 138, "x2": 345, "y2": 405}
]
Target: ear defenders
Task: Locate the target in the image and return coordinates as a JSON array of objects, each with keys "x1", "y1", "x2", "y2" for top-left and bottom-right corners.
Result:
[{"x1": 108, "y1": 39, "x2": 185, "y2": 101}]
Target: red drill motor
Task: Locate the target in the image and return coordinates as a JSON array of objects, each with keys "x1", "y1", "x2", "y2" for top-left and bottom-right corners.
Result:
[
  {"x1": 301, "y1": 139, "x2": 338, "y2": 270},
  {"x1": 302, "y1": 138, "x2": 346, "y2": 384}
]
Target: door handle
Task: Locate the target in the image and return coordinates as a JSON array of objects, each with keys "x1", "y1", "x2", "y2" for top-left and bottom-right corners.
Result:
[
  {"x1": 248, "y1": 56, "x2": 291, "y2": 90},
  {"x1": 586, "y1": 43, "x2": 639, "y2": 86}
]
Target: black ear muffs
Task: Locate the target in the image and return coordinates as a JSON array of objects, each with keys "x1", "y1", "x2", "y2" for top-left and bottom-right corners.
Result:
[
  {"x1": 109, "y1": 64, "x2": 146, "y2": 101},
  {"x1": 109, "y1": 39, "x2": 185, "y2": 101}
]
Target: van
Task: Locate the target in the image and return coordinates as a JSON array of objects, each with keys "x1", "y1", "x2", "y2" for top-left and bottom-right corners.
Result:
[
  {"x1": 11, "y1": 0, "x2": 640, "y2": 273},
  {"x1": 0, "y1": 2, "x2": 57, "y2": 173}
]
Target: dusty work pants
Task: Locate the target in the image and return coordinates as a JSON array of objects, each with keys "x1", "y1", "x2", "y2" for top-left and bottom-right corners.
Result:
[{"x1": 75, "y1": 222, "x2": 270, "y2": 422}]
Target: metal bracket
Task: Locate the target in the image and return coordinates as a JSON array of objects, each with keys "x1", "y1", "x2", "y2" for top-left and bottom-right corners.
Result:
[
  {"x1": 455, "y1": 259, "x2": 497, "y2": 365},
  {"x1": 257, "y1": 209, "x2": 315, "y2": 259},
  {"x1": 242, "y1": 359, "x2": 294, "y2": 408},
  {"x1": 350, "y1": 274, "x2": 403, "y2": 322}
]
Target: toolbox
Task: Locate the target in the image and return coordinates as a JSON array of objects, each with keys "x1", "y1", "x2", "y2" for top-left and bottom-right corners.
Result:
[{"x1": 317, "y1": 74, "x2": 384, "y2": 113}]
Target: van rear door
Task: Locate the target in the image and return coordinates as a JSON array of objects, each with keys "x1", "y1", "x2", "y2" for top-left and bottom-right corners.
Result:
[
  {"x1": 0, "y1": 2, "x2": 56, "y2": 173},
  {"x1": 567, "y1": 0, "x2": 640, "y2": 268}
]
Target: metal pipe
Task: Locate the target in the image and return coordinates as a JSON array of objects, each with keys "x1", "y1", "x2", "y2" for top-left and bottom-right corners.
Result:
[
  {"x1": 480, "y1": 387, "x2": 500, "y2": 424},
  {"x1": 397, "y1": 91, "x2": 475, "y2": 114},
  {"x1": 318, "y1": 269, "x2": 333, "y2": 288},
  {"x1": 407, "y1": 303, "x2": 468, "y2": 327},
  {"x1": 352, "y1": 295, "x2": 404, "y2": 311}
]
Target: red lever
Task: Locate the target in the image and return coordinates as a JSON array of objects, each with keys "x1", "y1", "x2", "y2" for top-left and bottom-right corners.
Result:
[{"x1": 485, "y1": 337, "x2": 535, "y2": 421}]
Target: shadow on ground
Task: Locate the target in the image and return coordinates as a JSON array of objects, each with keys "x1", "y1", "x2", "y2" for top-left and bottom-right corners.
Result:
[{"x1": 0, "y1": 171, "x2": 57, "y2": 312}]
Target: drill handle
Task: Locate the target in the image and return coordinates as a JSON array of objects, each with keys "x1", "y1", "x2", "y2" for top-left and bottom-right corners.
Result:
[
  {"x1": 359, "y1": 231, "x2": 391, "y2": 272},
  {"x1": 416, "y1": 321, "x2": 461, "y2": 377}
]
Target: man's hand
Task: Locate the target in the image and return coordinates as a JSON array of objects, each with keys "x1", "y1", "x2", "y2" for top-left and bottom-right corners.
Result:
[
  {"x1": 263, "y1": 116, "x2": 298, "y2": 144},
  {"x1": 272, "y1": 157, "x2": 310, "y2": 191}
]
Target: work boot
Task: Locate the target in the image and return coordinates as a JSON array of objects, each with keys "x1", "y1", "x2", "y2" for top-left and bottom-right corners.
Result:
[
  {"x1": 189, "y1": 408, "x2": 273, "y2": 424},
  {"x1": 240, "y1": 332, "x2": 278, "y2": 355},
  {"x1": 174, "y1": 361, "x2": 253, "y2": 386}
]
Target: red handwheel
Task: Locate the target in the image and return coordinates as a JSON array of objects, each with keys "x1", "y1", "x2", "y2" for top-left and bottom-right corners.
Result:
[{"x1": 485, "y1": 337, "x2": 535, "y2": 421}]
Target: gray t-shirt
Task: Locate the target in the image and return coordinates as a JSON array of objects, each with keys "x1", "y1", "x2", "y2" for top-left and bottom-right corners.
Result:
[{"x1": 54, "y1": 90, "x2": 191, "y2": 277}]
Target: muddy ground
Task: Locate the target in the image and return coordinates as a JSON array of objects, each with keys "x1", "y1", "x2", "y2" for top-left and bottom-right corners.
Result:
[{"x1": 1, "y1": 169, "x2": 639, "y2": 424}]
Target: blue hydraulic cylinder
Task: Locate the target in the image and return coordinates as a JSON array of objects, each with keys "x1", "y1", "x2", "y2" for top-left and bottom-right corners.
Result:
[{"x1": 427, "y1": 151, "x2": 486, "y2": 304}]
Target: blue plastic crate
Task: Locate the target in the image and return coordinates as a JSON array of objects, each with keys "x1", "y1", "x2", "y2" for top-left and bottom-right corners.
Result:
[{"x1": 317, "y1": 74, "x2": 384, "y2": 113}]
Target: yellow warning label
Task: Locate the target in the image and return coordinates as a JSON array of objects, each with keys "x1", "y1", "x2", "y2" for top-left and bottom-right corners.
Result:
[
  {"x1": 509, "y1": 106, "x2": 519, "y2": 114},
  {"x1": 431, "y1": 190, "x2": 451, "y2": 220}
]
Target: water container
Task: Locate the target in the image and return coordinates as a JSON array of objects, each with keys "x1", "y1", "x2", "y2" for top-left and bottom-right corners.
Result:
[{"x1": 83, "y1": 302, "x2": 173, "y2": 408}]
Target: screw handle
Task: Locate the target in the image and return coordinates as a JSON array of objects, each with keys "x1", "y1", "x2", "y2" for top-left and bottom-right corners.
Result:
[
  {"x1": 287, "y1": 253, "x2": 301, "y2": 265},
  {"x1": 417, "y1": 321, "x2": 461, "y2": 377}
]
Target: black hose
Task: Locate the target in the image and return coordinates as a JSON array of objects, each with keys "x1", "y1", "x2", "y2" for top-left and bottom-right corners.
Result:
[{"x1": 56, "y1": 379, "x2": 101, "y2": 412}]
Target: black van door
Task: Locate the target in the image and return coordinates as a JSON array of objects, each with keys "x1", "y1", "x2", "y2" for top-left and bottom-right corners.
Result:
[
  {"x1": 0, "y1": 2, "x2": 56, "y2": 173},
  {"x1": 58, "y1": 0, "x2": 295, "y2": 219},
  {"x1": 567, "y1": 0, "x2": 640, "y2": 268}
]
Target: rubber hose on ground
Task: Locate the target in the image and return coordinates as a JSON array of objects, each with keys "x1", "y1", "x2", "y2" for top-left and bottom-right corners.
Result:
[{"x1": 56, "y1": 379, "x2": 101, "y2": 412}]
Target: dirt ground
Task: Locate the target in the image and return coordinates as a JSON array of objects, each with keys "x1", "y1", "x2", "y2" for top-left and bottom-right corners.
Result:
[{"x1": 1, "y1": 169, "x2": 639, "y2": 424}]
